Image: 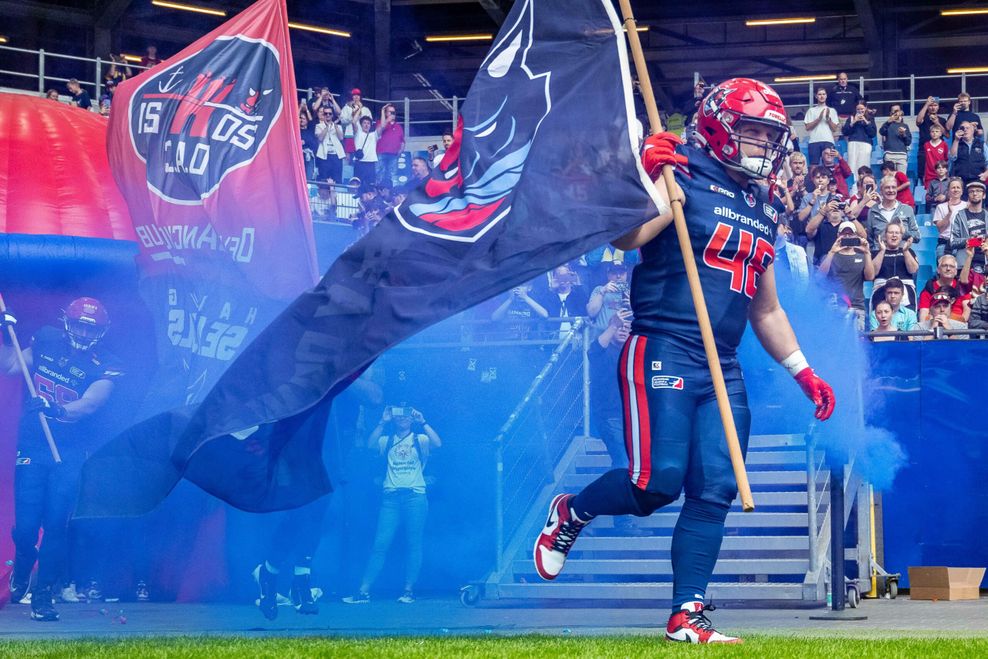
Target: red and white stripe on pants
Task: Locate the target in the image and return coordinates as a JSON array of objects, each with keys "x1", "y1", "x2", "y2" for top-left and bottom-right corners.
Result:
[{"x1": 621, "y1": 334, "x2": 652, "y2": 489}]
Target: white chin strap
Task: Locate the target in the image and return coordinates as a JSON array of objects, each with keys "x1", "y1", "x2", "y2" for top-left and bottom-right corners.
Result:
[{"x1": 740, "y1": 156, "x2": 774, "y2": 178}]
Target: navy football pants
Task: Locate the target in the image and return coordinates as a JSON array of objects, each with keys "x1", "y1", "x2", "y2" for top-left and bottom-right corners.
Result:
[{"x1": 572, "y1": 334, "x2": 751, "y2": 610}]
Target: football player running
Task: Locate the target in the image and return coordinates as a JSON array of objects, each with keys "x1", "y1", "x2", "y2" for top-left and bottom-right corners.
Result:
[
  {"x1": 1, "y1": 297, "x2": 122, "y2": 622},
  {"x1": 533, "y1": 79, "x2": 835, "y2": 644}
]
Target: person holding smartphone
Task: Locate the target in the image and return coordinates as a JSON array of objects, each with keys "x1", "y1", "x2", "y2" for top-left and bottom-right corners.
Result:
[
  {"x1": 946, "y1": 92, "x2": 983, "y2": 138},
  {"x1": 842, "y1": 102, "x2": 876, "y2": 191},
  {"x1": 916, "y1": 96, "x2": 946, "y2": 183},
  {"x1": 819, "y1": 221, "x2": 875, "y2": 331},
  {"x1": 879, "y1": 104, "x2": 912, "y2": 173},
  {"x1": 343, "y1": 405, "x2": 441, "y2": 605}
]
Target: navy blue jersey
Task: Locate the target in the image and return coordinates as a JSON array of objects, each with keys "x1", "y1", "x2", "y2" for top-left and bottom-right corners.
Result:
[
  {"x1": 631, "y1": 144, "x2": 780, "y2": 357},
  {"x1": 17, "y1": 326, "x2": 123, "y2": 461}
]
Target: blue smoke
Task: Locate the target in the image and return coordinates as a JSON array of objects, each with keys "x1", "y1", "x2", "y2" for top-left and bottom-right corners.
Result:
[{"x1": 739, "y1": 263, "x2": 907, "y2": 490}]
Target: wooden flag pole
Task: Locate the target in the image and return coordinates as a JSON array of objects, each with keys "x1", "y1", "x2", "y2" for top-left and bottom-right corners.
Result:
[
  {"x1": 617, "y1": 0, "x2": 754, "y2": 511},
  {"x1": 0, "y1": 293, "x2": 62, "y2": 464}
]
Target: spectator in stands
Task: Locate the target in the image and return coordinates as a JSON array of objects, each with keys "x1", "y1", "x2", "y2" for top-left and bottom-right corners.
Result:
[
  {"x1": 829, "y1": 73, "x2": 862, "y2": 119},
  {"x1": 352, "y1": 115, "x2": 379, "y2": 183},
  {"x1": 66, "y1": 79, "x2": 91, "y2": 111},
  {"x1": 797, "y1": 167, "x2": 834, "y2": 226},
  {"x1": 804, "y1": 87, "x2": 840, "y2": 165},
  {"x1": 339, "y1": 88, "x2": 372, "y2": 159},
  {"x1": 918, "y1": 254, "x2": 969, "y2": 322},
  {"x1": 950, "y1": 121, "x2": 988, "y2": 187},
  {"x1": 916, "y1": 96, "x2": 946, "y2": 185},
  {"x1": 819, "y1": 220, "x2": 875, "y2": 330},
  {"x1": 880, "y1": 161, "x2": 916, "y2": 210},
  {"x1": 913, "y1": 290, "x2": 968, "y2": 339},
  {"x1": 960, "y1": 238, "x2": 988, "y2": 290},
  {"x1": 491, "y1": 283, "x2": 549, "y2": 340},
  {"x1": 870, "y1": 278, "x2": 917, "y2": 331},
  {"x1": 848, "y1": 173, "x2": 880, "y2": 224},
  {"x1": 926, "y1": 161, "x2": 951, "y2": 216},
  {"x1": 879, "y1": 105, "x2": 911, "y2": 173},
  {"x1": 537, "y1": 264, "x2": 589, "y2": 338},
  {"x1": 139, "y1": 45, "x2": 162, "y2": 69},
  {"x1": 807, "y1": 201, "x2": 865, "y2": 267},
  {"x1": 933, "y1": 176, "x2": 966, "y2": 260},
  {"x1": 314, "y1": 105, "x2": 346, "y2": 183},
  {"x1": 309, "y1": 87, "x2": 342, "y2": 119},
  {"x1": 401, "y1": 157, "x2": 431, "y2": 195},
  {"x1": 966, "y1": 283, "x2": 988, "y2": 330},
  {"x1": 586, "y1": 261, "x2": 630, "y2": 336},
  {"x1": 45, "y1": 89, "x2": 59, "y2": 101},
  {"x1": 922, "y1": 125, "x2": 949, "y2": 189},
  {"x1": 867, "y1": 174, "x2": 920, "y2": 246},
  {"x1": 103, "y1": 54, "x2": 131, "y2": 88},
  {"x1": 872, "y1": 221, "x2": 919, "y2": 283},
  {"x1": 820, "y1": 146, "x2": 852, "y2": 198},
  {"x1": 429, "y1": 129, "x2": 455, "y2": 168},
  {"x1": 299, "y1": 110, "x2": 318, "y2": 180},
  {"x1": 949, "y1": 181, "x2": 987, "y2": 271},
  {"x1": 376, "y1": 104, "x2": 405, "y2": 187},
  {"x1": 310, "y1": 179, "x2": 337, "y2": 222},
  {"x1": 343, "y1": 406, "x2": 441, "y2": 605},
  {"x1": 841, "y1": 102, "x2": 876, "y2": 192},
  {"x1": 588, "y1": 309, "x2": 632, "y2": 471},
  {"x1": 946, "y1": 92, "x2": 983, "y2": 138},
  {"x1": 871, "y1": 301, "x2": 899, "y2": 340}
]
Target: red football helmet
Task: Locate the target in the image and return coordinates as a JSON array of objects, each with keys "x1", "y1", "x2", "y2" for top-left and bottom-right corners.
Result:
[
  {"x1": 62, "y1": 297, "x2": 109, "y2": 350},
  {"x1": 694, "y1": 78, "x2": 792, "y2": 180}
]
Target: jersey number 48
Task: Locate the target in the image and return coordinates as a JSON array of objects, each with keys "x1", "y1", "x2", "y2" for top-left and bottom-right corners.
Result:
[{"x1": 702, "y1": 222, "x2": 775, "y2": 299}]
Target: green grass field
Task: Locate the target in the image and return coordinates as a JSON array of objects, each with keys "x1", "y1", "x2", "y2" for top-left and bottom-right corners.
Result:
[{"x1": 2, "y1": 636, "x2": 987, "y2": 658}]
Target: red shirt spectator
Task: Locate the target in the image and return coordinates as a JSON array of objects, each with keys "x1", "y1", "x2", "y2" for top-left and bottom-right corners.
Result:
[
  {"x1": 881, "y1": 163, "x2": 915, "y2": 209},
  {"x1": 923, "y1": 126, "x2": 949, "y2": 186},
  {"x1": 820, "y1": 146, "x2": 852, "y2": 198},
  {"x1": 918, "y1": 256, "x2": 970, "y2": 321},
  {"x1": 140, "y1": 45, "x2": 162, "y2": 69},
  {"x1": 376, "y1": 118, "x2": 405, "y2": 156}
]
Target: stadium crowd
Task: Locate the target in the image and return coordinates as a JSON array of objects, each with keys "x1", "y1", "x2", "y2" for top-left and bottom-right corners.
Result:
[{"x1": 48, "y1": 60, "x2": 988, "y2": 339}]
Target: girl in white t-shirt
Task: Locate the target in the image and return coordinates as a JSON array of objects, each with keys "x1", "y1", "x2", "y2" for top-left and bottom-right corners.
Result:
[
  {"x1": 933, "y1": 177, "x2": 966, "y2": 260},
  {"x1": 352, "y1": 116, "x2": 380, "y2": 184}
]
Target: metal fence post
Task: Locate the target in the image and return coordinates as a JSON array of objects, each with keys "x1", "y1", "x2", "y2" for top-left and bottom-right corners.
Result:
[
  {"x1": 95, "y1": 56, "x2": 102, "y2": 103},
  {"x1": 858, "y1": 75, "x2": 864, "y2": 99},
  {"x1": 582, "y1": 321, "x2": 590, "y2": 438},
  {"x1": 452, "y1": 95, "x2": 459, "y2": 132},
  {"x1": 38, "y1": 49, "x2": 45, "y2": 93},
  {"x1": 494, "y1": 435, "x2": 504, "y2": 574},
  {"x1": 403, "y1": 96, "x2": 410, "y2": 138},
  {"x1": 961, "y1": 73, "x2": 967, "y2": 95},
  {"x1": 909, "y1": 74, "x2": 915, "y2": 116},
  {"x1": 808, "y1": 79, "x2": 815, "y2": 106}
]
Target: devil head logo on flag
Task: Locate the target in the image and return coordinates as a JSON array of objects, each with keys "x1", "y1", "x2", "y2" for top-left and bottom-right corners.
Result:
[
  {"x1": 395, "y1": 0, "x2": 551, "y2": 243},
  {"x1": 128, "y1": 36, "x2": 283, "y2": 205}
]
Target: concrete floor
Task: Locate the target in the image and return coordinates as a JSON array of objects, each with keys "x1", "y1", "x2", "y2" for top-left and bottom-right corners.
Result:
[{"x1": 1, "y1": 596, "x2": 987, "y2": 640}]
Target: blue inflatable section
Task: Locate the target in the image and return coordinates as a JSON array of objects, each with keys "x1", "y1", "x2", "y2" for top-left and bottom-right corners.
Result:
[{"x1": 869, "y1": 341, "x2": 988, "y2": 588}]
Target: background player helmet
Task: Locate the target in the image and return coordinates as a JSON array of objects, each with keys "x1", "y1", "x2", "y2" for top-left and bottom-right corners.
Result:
[
  {"x1": 694, "y1": 77, "x2": 792, "y2": 180},
  {"x1": 62, "y1": 296, "x2": 109, "y2": 350}
]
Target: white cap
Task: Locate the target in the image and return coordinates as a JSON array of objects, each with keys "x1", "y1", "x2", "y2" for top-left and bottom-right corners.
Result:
[{"x1": 838, "y1": 221, "x2": 856, "y2": 234}]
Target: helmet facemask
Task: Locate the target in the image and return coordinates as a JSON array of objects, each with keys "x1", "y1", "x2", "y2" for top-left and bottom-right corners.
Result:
[{"x1": 724, "y1": 116, "x2": 791, "y2": 180}]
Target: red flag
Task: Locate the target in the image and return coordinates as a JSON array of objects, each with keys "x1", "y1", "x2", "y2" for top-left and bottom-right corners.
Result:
[{"x1": 106, "y1": 0, "x2": 317, "y2": 405}]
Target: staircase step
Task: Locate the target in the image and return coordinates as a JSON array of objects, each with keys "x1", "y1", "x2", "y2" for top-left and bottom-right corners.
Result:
[
  {"x1": 575, "y1": 450, "x2": 806, "y2": 469},
  {"x1": 494, "y1": 581, "x2": 805, "y2": 600},
  {"x1": 563, "y1": 470, "x2": 814, "y2": 489},
  {"x1": 572, "y1": 535, "x2": 809, "y2": 552},
  {"x1": 581, "y1": 434, "x2": 806, "y2": 454},
  {"x1": 588, "y1": 512, "x2": 807, "y2": 529},
  {"x1": 513, "y1": 558, "x2": 809, "y2": 576}
]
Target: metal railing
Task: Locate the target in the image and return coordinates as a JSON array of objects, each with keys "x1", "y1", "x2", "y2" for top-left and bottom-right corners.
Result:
[
  {"x1": 865, "y1": 328, "x2": 988, "y2": 341},
  {"x1": 750, "y1": 72, "x2": 988, "y2": 118}
]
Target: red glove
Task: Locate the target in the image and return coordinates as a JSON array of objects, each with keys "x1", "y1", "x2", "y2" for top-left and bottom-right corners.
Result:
[
  {"x1": 641, "y1": 131, "x2": 688, "y2": 178},
  {"x1": 794, "y1": 368, "x2": 835, "y2": 421}
]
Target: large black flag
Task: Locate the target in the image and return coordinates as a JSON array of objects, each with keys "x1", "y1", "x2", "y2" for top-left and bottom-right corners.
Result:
[{"x1": 77, "y1": 0, "x2": 665, "y2": 516}]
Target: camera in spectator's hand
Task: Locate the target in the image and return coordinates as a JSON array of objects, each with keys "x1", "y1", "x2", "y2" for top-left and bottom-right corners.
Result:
[
  {"x1": 390, "y1": 406, "x2": 411, "y2": 418},
  {"x1": 967, "y1": 237, "x2": 986, "y2": 249},
  {"x1": 427, "y1": 144, "x2": 438, "y2": 153},
  {"x1": 840, "y1": 236, "x2": 861, "y2": 248}
]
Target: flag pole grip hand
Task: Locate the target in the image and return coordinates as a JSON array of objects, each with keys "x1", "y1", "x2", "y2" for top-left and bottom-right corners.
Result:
[
  {"x1": 0, "y1": 293, "x2": 62, "y2": 464},
  {"x1": 617, "y1": 0, "x2": 753, "y2": 512}
]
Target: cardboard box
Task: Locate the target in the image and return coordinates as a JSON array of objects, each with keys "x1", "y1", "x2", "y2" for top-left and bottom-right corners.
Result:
[{"x1": 908, "y1": 567, "x2": 986, "y2": 601}]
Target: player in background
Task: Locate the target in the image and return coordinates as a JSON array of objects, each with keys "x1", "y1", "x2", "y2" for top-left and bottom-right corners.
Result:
[
  {"x1": 533, "y1": 79, "x2": 835, "y2": 644},
  {"x1": 1, "y1": 297, "x2": 122, "y2": 622}
]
